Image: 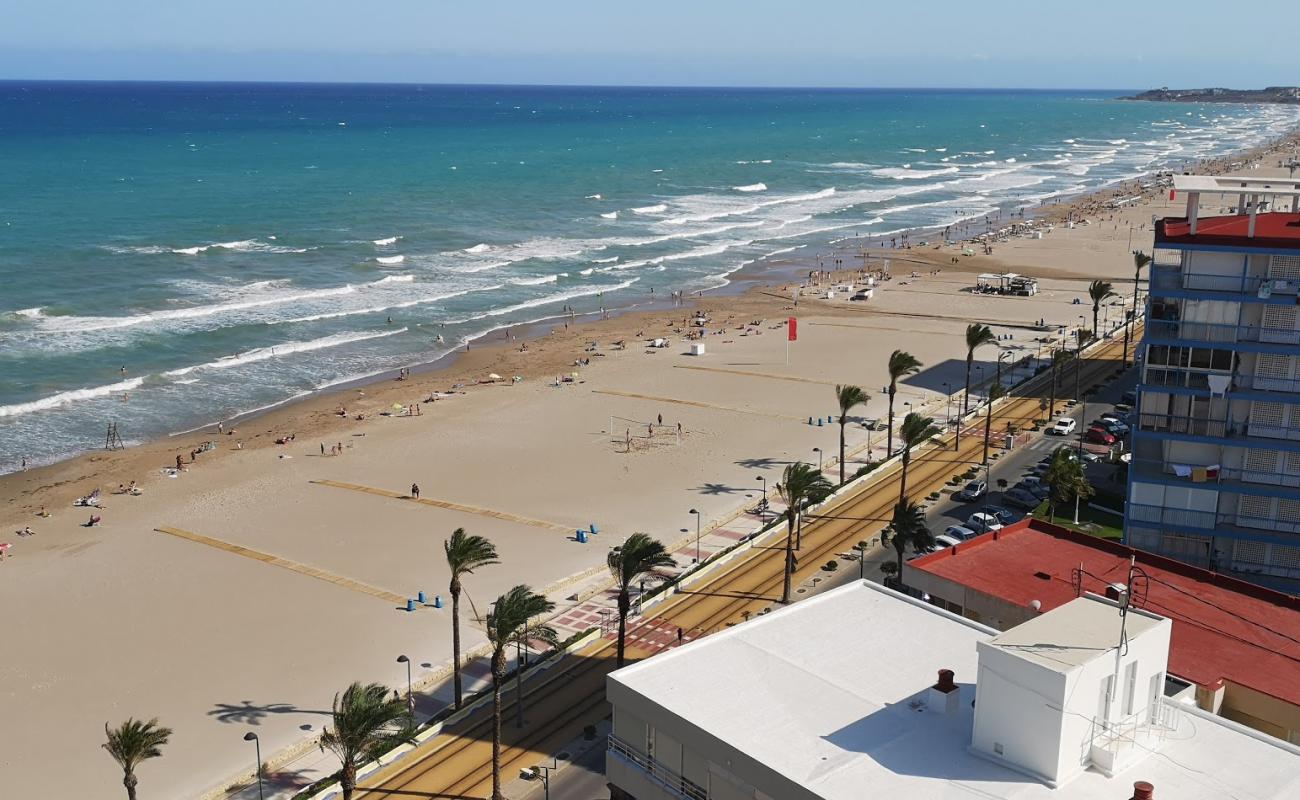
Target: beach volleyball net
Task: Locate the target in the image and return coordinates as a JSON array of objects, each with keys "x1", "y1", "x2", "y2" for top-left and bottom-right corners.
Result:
[{"x1": 609, "y1": 415, "x2": 682, "y2": 451}]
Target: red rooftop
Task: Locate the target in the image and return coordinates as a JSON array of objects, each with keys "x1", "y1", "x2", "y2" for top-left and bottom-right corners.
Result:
[{"x1": 905, "y1": 519, "x2": 1300, "y2": 743}]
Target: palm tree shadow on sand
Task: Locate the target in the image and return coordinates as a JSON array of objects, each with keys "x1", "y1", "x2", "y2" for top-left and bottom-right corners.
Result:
[{"x1": 208, "y1": 700, "x2": 332, "y2": 726}]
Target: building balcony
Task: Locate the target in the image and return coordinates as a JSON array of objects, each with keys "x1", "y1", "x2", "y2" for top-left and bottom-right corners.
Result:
[
  {"x1": 1145, "y1": 319, "x2": 1300, "y2": 347},
  {"x1": 1150, "y1": 264, "x2": 1300, "y2": 300},
  {"x1": 1127, "y1": 500, "x2": 1300, "y2": 538},
  {"x1": 1135, "y1": 412, "x2": 1231, "y2": 439},
  {"x1": 607, "y1": 734, "x2": 707, "y2": 800}
]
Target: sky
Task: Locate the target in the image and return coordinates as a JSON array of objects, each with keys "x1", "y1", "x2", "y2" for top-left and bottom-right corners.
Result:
[{"x1": 3, "y1": 0, "x2": 1297, "y2": 89}]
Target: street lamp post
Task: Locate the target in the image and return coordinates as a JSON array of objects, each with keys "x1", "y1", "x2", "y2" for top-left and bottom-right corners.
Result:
[
  {"x1": 534, "y1": 757, "x2": 559, "y2": 800},
  {"x1": 856, "y1": 543, "x2": 867, "y2": 580},
  {"x1": 812, "y1": 447, "x2": 823, "y2": 472},
  {"x1": 243, "y1": 732, "x2": 264, "y2": 800},
  {"x1": 942, "y1": 382, "x2": 952, "y2": 425},
  {"x1": 689, "y1": 509, "x2": 701, "y2": 562},
  {"x1": 756, "y1": 475, "x2": 767, "y2": 511},
  {"x1": 396, "y1": 655, "x2": 413, "y2": 718}
]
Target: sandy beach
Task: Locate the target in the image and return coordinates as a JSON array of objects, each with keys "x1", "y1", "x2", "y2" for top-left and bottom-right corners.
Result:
[{"x1": 2, "y1": 130, "x2": 1298, "y2": 799}]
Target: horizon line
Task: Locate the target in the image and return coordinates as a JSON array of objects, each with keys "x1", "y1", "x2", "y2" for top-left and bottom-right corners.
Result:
[{"x1": 0, "y1": 77, "x2": 1143, "y2": 93}]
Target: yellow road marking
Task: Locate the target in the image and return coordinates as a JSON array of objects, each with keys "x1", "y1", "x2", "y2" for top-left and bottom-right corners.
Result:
[
  {"x1": 591, "y1": 389, "x2": 807, "y2": 422},
  {"x1": 672, "y1": 364, "x2": 838, "y2": 386},
  {"x1": 153, "y1": 526, "x2": 406, "y2": 604},
  {"x1": 310, "y1": 480, "x2": 574, "y2": 534}
]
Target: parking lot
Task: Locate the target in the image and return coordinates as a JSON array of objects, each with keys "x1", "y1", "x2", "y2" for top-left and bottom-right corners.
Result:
[{"x1": 924, "y1": 366, "x2": 1137, "y2": 545}]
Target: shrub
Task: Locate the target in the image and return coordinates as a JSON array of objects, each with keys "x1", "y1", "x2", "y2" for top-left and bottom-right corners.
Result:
[{"x1": 824, "y1": 560, "x2": 838, "y2": 571}]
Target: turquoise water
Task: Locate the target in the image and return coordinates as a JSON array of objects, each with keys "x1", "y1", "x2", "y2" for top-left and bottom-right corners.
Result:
[{"x1": 1, "y1": 83, "x2": 1296, "y2": 471}]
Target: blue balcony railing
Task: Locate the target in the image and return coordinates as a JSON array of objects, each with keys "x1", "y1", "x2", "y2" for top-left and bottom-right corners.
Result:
[
  {"x1": 1135, "y1": 413, "x2": 1232, "y2": 438},
  {"x1": 1127, "y1": 500, "x2": 1300, "y2": 536},
  {"x1": 1145, "y1": 319, "x2": 1300, "y2": 346},
  {"x1": 1150, "y1": 264, "x2": 1300, "y2": 297}
]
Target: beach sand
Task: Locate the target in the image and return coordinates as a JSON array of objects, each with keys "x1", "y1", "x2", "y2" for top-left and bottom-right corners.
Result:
[{"x1": 2, "y1": 134, "x2": 1297, "y2": 799}]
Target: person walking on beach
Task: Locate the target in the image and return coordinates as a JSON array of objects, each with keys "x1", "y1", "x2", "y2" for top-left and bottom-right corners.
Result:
[
  {"x1": 411, "y1": 483, "x2": 420, "y2": 499},
  {"x1": 321, "y1": 442, "x2": 325, "y2": 456},
  {"x1": 657, "y1": 413, "x2": 663, "y2": 427}
]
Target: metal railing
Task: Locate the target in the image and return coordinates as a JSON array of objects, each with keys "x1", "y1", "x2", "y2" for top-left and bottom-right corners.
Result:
[
  {"x1": 1128, "y1": 500, "x2": 1300, "y2": 536},
  {"x1": 1236, "y1": 373, "x2": 1300, "y2": 394},
  {"x1": 1145, "y1": 319, "x2": 1300, "y2": 345},
  {"x1": 1090, "y1": 701, "x2": 1180, "y2": 755},
  {"x1": 1150, "y1": 265, "x2": 1300, "y2": 297},
  {"x1": 1135, "y1": 412, "x2": 1230, "y2": 438},
  {"x1": 607, "y1": 734, "x2": 707, "y2": 800}
]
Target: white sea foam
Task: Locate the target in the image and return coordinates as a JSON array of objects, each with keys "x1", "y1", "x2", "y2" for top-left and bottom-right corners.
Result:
[
  {"x1": 733, "y1": 183, "x2": 767, "y2": 192},
  {"x1": 592, "y1": 256, "x2": 620, "y2": 264},
  {"x1": 579, "y1": 268, "x2": 595, "y2": 275},
  {"x1": 464, "y1": 243, "x2": 492, "y2": 254},
  {"x1": 374, "y1": 275, "x2": 414, "y2": 284},
  {"x1": 164, "y1": 328, "x2": 407, "y2": 377},
  {"x1": 0, "y1": 377, "x2": 145, "y2": 418},
  {"x1": 600, "y1": 212, "x2": 619, "y2": 219},
  {"x1": 376, "y1": 255, "x2": 406, "y2": 265},
  {"x1": 373, "y1": 236, "x2": 400, "y2": 246},
  {"x1": 631, "y1": 203, "x2": 668, "y2": 214},
  {"x1": 511, "y1": 274, "x2": 559, "y2": 286},
  {"x1": 277, "y1": 284, "x2": 505, "y2": 325},
  {"x1": 12, "y1": 307, "x2": 44, "y2": 319},
  {"x1": 585, "y1": 194, "x2": 603, "y2": 200},
  {"x1": 905, "y1": 148, "x2": 927, "y2": 153},
  {"x1": 170, "y1": 239, "x2": 307, "y2": 256},
  {"x1": 871, "y1": 166, "x2": 959, "y2": 180}
]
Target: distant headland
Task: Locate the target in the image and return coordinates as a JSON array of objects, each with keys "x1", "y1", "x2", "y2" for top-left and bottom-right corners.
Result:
[{"x1": 1123, "y1": 87, "x2": 1300, "y2": 104}]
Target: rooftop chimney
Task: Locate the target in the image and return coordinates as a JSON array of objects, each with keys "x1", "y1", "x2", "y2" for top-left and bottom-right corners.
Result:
[
  {"x1": 1131, "y1": 781, "x2": 1154, "y2": 800},
  {"x1": 928, "y1": 668, "x2": 961, "y2": 715}
]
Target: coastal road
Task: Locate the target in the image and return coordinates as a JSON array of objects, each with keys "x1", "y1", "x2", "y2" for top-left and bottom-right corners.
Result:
[{"x1": 357, "y1": 332, "x2": 1137, "y2": 799}]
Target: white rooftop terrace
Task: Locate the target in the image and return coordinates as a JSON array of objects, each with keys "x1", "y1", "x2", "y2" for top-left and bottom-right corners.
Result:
[{"x1": 608, "y1": 581, "x2": 1300, "y2": 800}]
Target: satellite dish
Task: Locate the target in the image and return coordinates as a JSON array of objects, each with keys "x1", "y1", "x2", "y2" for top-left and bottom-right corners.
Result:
[{"x1": 1030, "y1": 599, "x2": 1042, "y2": 612}]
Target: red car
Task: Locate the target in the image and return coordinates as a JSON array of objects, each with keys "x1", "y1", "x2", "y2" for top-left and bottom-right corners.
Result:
[{"x1": 1084, "y1": 427, "x2": 1116, "y2": 445}]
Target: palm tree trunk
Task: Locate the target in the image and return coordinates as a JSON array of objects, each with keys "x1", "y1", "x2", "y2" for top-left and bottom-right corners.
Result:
[
  {"x1": 1049, "y1": 357, "x2": 1058, "y2": 417},
  {"x1": 839, "y1": 420, "x2": 847, "y2": 484},
  {"x1": 963, "y1": 352, "x2": 973, "y2": 415},
  {"x1": 1093, "y1": 306, "x2": 1100, "y2": 339},
  {"x1": 341, "y1": 762, "x2": 357, "y2": 800},
  {"x1": 886, "y1": 386, "x2": 896, "y2": 458},
  {"x1": 899, "y1": 452, "x2": 910, "y2": 504},
  {"x1": 491, "y1": 651, "x2": 505, "y2": 800},
  {"x1": 983, "y1": 401, "x2": 993, "y2": 465},
  {"x1": 896, "y1": 545, "x2": 905, "y2": 582},
  {"x1": 795, "y1": 510, "x2": 803, "y2": 550},
  {"x1": 451, "y1": 582, "x2": 463, "y2": 709},
  {"x1": 616, "y1": 588, "x2": 630, "y2": 667},
  {"x1": 781, "y1": 516, "x2": 795, "y2": 604},
  {"x1": 123, "y1": 772, "x2": 138, "y2": 800}
]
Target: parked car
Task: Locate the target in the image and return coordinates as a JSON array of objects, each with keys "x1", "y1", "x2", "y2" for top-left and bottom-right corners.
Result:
[
  {"x1": 1015, "y1": 480, "x2": 1050, "y2": 501},
  {"x1": 982, "y1": 505, "x2": 1023, "y2": 525},
  {"x1": 1049, "y1": 418, "x2": 1077, "y2": 436},
  {"x1": 1120, "y1": 389, "x2": 1137, "y2": 406},
  {"x1": 944, "y1": 524, "x2": 979, "y2": 541},
  {"x1": 1003, "y1": 488, "x2": 1041, "y2": 510},
  {"x1": 966, "y1": 512, "x2": 1004, "y2": 533},
  {"x1": 956, "y1": 480, "x2": 987, "y2": 501},
  {"x1": 1091, "y1": 418, "x2": 1129, "y2": 436},
  {"x1": 1101, "y1": 410, "x2": 1131, "y2": 425},
  {"x1": 1084, "y1": 427, "x2": 1117, "y2": 445},
  {"x1": 932, "y1": 534, "x2": 962, "y2": 550}
]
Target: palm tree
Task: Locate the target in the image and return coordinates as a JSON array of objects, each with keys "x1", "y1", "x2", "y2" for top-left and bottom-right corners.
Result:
[
  {"x1": 834, "y1": 384, "x2": 870, "y2": 484},
  {"x1": 885, "y1": 500, "x2": 934, "y2": 584},
  {"x1": 1044, "y1": 447, "x2": 1094, "y2": 522},
  {"x1": 1123, "y1": 251, "x2": 1152, "y2": 368},
  {"x1": 982, "y1": 383, "x2": 1006, "y2": 464},
  {"x1": 897, "y1": 412, "x2": 940, "y2": 503},
  {"x1": 963, "y1": 323, "x2": 997, "y2": 415},
  {"x1": 1048, "y1": 348, "x2": 1072, "y2": 418},
  {"x1": 103, "y1": 718, "x2": 172, "y2": 800},
  {"x1": 776, "y1": 461, "x2": 833, "y2": 604},
  {"x1": 886, "y1": 350, "x2": 922, "y2": 458},
  {"x1": 1089, "y1": 279, "x2": 1117, "y2": 340},
  {"x1": 485, "y1": 586, "x2": 558, "y2": 800},
  {"x1": 445, "y1": 528, "x2": 499, "y2": 710},
  {"x1": 320, "y1": 682, "x2": 412, "y2": 800},
  {"x1": 608, "y1": 533, "x2": 674, "y2": 667}
]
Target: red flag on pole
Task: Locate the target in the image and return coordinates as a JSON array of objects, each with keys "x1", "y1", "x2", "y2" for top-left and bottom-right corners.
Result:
[
  {"x1": 788, "y1": 317, "x2": 798, "y2": 341},
  {"x1": 1169, "y1": 189, "x2": 1177, "y2": 201}
]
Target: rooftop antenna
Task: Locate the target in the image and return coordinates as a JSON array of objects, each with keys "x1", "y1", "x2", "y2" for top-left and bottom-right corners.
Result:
[{"x1": 1108, "y1": 555, "x2": 1138, "y2": 725}]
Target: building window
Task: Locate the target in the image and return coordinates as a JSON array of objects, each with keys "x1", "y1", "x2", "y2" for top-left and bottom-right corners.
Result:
[{"x1": 1269, "y1": 255, "x2": 1300, "y2": 280}]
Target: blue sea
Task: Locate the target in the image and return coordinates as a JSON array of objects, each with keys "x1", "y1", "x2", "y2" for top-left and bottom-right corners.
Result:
[{"x1": 1, "y1": 83, "x2": 1296, "y2": 472}]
